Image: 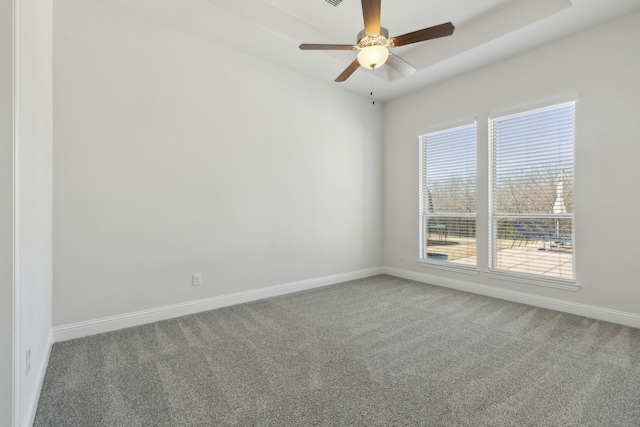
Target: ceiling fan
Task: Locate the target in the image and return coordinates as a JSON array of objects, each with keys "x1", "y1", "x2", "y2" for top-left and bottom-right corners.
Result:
[{"x1": 299, "y1": 0, "x2": 455, "y2": 82}]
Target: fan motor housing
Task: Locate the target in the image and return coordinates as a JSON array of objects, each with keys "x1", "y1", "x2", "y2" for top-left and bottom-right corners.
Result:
[{"x1": 357, "y1": 27, "x2": 390, "y2": 49}]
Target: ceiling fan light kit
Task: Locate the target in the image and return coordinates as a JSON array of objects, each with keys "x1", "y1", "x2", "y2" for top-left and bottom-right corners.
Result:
[
  {"x1": 356, "y1": 28, "x2": 390, "y2": 70},
  {"x1": 357, "y1": 45, "x2": 389, "y2": 70},
  {"x1": 299, "y1": 0, "x2": 455, "y2": 82}
]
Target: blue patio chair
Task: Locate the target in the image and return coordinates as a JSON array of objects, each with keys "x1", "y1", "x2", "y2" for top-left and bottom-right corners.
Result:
[
  {"x1": 532, "y1": 220, "x2": 572, "y2": 247},
  {"x1": 508, "y1": 220, "x2": 547, "y2": 248},
  {"x1": 523, "y1": 220, "x2": 554, "y2": 250}
]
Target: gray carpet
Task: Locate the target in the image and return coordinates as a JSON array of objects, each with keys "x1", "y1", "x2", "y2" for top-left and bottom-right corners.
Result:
[{"x1": 35, "y1": 275, "x2": 640, "y2": 426}]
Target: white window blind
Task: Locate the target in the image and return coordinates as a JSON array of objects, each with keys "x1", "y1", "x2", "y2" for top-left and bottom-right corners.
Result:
[
  {"x1": 420, "y1": 122, "x2": 477, "y2": 267},
  {"x1": 489, "y1": 102, "x2": 575, "y2": 284}
]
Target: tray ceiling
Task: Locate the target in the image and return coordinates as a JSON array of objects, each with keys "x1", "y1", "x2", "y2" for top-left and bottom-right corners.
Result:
[{"x1": 104, "y1": 0, "x2": 640, "y2": 102}]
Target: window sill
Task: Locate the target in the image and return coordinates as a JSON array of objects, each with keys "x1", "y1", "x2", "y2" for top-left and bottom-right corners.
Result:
[
  {"x1": 487, "y1": 269, "x2": 579, "y2": 292},
  {"x1": 417, "y1": 260, "x2": 479, "y2": 276}
]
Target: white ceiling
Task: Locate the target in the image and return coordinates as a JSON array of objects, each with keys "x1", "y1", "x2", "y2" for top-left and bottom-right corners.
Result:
[{"x1": 107, "y1": 0, "x2": 640, "y2": 102}]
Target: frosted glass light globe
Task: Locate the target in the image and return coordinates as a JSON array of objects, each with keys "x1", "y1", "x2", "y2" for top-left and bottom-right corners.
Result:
[{"x1": 357, "y1": 45, "x2": 389, "y2": 70}]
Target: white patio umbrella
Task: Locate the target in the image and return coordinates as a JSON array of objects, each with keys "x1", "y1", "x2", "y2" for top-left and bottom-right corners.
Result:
[{"x1": 552, "y1": 172, "x2": 566, "y2": 236}]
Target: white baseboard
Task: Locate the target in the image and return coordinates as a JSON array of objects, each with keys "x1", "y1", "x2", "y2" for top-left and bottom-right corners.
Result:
[
  {"x1": 53, "y1": 267, "x2": 383, "y2": 342},
  {"x1": 52, "y1": 265, "x2": 640, "y2": 343},
  {"x1": 23, "y1": 329, "x2": 53, "y2": 427},
  {"x1": 383, "y1": 267, "x2": 640, "y2": 329}
]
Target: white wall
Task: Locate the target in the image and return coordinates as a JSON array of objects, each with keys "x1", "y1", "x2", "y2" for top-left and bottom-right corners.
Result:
[
  {"x1": 0, "y1": 0, "x2": 53, "y2": 425},
  {"x1": 0, "y1": 0, "x2": 14, "y2": 423},
  {"x1": 15, "y1": 0, "x2": 54, "y2": 424},
  {"x1": 53, "y1": 0, "x2": 382, "y2": 327},
  {"x1": 383, "y1": 12, "x2": 640, "y2": 315}
]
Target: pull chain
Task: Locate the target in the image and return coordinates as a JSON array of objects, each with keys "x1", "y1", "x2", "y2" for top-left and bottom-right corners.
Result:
[{"x1": 370, "y1": 68, "x2": 376, "y2": 105}]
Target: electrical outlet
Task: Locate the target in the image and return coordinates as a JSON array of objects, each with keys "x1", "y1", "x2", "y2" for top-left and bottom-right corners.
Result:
[
  {"x1": 400, "y1": 251, "x2": 406, "y2": 261},
  {"x1": 26, "y1": 349, "x2": 31, "y2": 375},
  {"x1": 192, "y1": 273, "x2": 202, "y2": 286}
]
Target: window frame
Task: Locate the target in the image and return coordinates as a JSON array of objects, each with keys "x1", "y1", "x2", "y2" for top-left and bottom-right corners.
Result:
[
  {"x1": 418, "y1": 121, "x2": 478, "y2": 274},
  {"x1": 487, "y1": 101, "x2": 578, "y2": 291}
]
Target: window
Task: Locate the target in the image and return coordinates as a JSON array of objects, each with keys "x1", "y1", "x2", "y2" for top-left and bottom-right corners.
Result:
[
  {"x1": 419, "y1": 122, "x2": 477, "y2": 269},
  {"x1": 489, "y1": 102, "x2": 575, "y2": 288}
]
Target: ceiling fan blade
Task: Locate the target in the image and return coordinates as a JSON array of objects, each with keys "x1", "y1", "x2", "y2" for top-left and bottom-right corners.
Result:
[
  {"x1": 386, "y1": 53, "x2": 416, "y2": 76},
  {"x1": 362, "y1": 0, "x2": 381, "y2": 36},
  {"x1": 391, "y1": 22, "x2": 454, "y2": 47},
  {"x1": 299, "y1": 44, "x2": 356, "y2": 51},
  {"x1": 335, "y1": 58, "x2": 361, "y2": 82}
]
